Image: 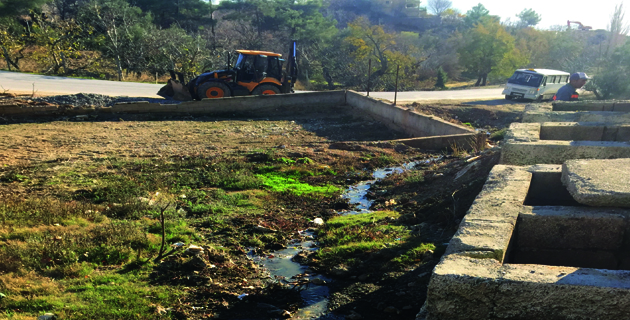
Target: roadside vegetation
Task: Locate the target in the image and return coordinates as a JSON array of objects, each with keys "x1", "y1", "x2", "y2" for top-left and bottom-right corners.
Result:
[{"x1": 1, "y1": 0, "x2": 628, "y2": 97}]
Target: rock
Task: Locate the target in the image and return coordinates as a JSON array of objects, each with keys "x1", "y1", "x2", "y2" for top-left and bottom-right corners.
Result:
[
  {"x1": 252, "y1": 225, "x2": 277, "y2": 233},
  {"x1": 328, "y1": 142, "x2": 367, "y2": 151},
  {"x1": 346, "y1": 310, "x2": 364, "y2": 319},
  {"x1": 384, "y1": 306, "x2": 400, "y2": 314},
  {"x1": 312, "y1": 218, "x2": 324, "y2": 225},
  {"x1": 310, "y1": 278, "x2": 326, "y2": 285},
  {"x1": 422, "y1": 250, "x2": 434, "y2": 261},
  {"x1": 171, "y1": 242, "x2": 185, "y2": 248},
  {"x1": 185, "y1": 244, "x2": 204, "y2": 255},
  {"x1": 257, "y1": 303, "x2": 281, "y2": 312},
  {"x1": 293, "y1": 251, "x2": 310, "y2": 264},
  {"x1": 37, "y1": 314, "x2": 57, "y2": 320},
  {"x1": 331, "y1": 265, "x2": 350, "y2": 276}
]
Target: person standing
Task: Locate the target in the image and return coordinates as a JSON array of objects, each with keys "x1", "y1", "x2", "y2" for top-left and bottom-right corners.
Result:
[{"x1": 553, "y1": 72, "x2": 590, "y2": 101}]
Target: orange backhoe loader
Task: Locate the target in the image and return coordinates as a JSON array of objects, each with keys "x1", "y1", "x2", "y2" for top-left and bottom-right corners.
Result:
[{"x1": 158, "y1": 41, "x2": 298, "y2": 101}]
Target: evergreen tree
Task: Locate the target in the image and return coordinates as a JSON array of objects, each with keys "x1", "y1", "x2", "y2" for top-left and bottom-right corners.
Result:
[
  {"x1": 435, "y1": 66, "x2": 447, "y2": 89},
  {"x1": 128, "y1": 0, "x2": 214, "y2": 32}
]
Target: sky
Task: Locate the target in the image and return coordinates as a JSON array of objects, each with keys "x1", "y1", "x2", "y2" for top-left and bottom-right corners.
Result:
[
  {"x1": 204, "y1": 0, "x2": 623, "y2": 31},
  {"x1": 448, "y1": 0, "x2": 624, "y2": 30}
]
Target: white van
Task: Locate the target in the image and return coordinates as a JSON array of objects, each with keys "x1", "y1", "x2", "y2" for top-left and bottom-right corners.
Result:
[{"x1": 502, "y1": 69, "x2": 570, "y2": 101}]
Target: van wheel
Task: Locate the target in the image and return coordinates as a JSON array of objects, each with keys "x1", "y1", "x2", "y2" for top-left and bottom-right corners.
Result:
[
  {"x1": 535, "y1": 95, "x2": 544, "y2": 102},
  {"x1": 505, "y1": 95, "x2": 513, "y2": 100}
]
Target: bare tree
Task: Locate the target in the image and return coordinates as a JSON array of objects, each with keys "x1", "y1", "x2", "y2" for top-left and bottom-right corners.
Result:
[
  {"x1": 606, "y1": 2, "x2": 629, "y2": 57},
  {"x1": 428, "y1": 0, "x2": 452, "y2": 16}
]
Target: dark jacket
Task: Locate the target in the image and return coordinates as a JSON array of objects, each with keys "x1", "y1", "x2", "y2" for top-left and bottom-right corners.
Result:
[{"x1": 553, "y1": 83, "x2": 579, "y2": 101}]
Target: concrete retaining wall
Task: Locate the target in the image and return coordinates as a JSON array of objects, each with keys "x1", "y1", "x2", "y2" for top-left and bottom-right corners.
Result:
[
  {"x1": 501, "y1": 140, "x2": 630, "y2": 165},
  {"x1": 2, "y1": 91, "x2": 478, "y2": 151},
  {"x1": 552, "y1": 100, "x2": 630, "y2": 112},
  {"x1": 524, "y1": 111, "x2": 630, "y2": 123},
  {"x1": 501, "y1": 122, "x2": 630, "y2": 165},
  {"x1": 0, "y1": 104, "x2": 106, "y2": 115},
  {"x1": 112, "y1": 90, "x2": 347, "y2": 114},
  {"x1": 524, "y1": 103, "x2": 630, "y2": 123},
  {"x1": 345, "y1": 91, "x2": 472, "y2": 137}
]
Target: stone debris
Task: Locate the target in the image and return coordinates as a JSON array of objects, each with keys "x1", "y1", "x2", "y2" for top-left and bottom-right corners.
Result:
[
  {"x1": 252, "y1": 225, "x2": 277, "y2": 233},
  {"x1": 31, "y1": 93, "x2": 180, "y2": 108},
  {"x1": 185, "y1": 244, "x2": 204, "y2": 255},
  {"x1": 346, "y1": 310, "x2": 364, "y2": 319},
  {"x1": 37, "y1": 314, "x2": 57, "y2": 320}
]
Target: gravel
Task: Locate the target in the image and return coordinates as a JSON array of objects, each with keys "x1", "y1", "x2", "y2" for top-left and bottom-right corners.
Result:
[{"x1": 33, "y1": 93, "x2": 182, "y2": 107}]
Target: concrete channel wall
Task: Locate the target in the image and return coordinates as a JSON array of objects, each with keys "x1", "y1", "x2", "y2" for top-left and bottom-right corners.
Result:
[
  {"x1": 501, "y1": 122, "x2": 630, "y2": 165},
  {"x1": 2, "y1": 90, "x2": 477, "y2": 151},
  {"x1": 112, "y1": 90, "x2": 347, "y2": 114},
  {"x1": 552, "y1": 100, "x2": 630, "y2": 112},
  {"x1": 422, "y1": 99, "x2": 630, "y2": 320},
  {"x1": 523, "y1": 103, "x2": 630, "y2": 123},
  {"x1": 345, "y1": 91, "x2": 472, "y2": 137},
  {"x1": 422, "y1": 165, "x2": 630, "y2": 320}
]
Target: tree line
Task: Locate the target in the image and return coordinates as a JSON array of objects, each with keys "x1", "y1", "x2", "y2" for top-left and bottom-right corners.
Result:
[{"x1": 0, "y1": 0, "x2": 628, "y2": 97}]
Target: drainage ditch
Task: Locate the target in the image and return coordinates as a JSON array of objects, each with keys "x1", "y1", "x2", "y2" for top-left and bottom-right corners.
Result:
[{"x1": 246, "y1": 157, "x2": 441, "y2": 319}]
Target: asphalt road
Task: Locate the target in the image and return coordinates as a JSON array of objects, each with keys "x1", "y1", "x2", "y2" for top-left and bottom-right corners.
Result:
[{"x1": 0, "y1": 70, "x2": 504, "y2": 101}]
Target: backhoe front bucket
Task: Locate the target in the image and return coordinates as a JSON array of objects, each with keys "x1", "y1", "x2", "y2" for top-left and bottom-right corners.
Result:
[
  {"x1": 157, "y1": 79, "x2": 193, "y2": 101},
  {"x1": 157, "y1": 71, "x2": 193, "y2": 101}
]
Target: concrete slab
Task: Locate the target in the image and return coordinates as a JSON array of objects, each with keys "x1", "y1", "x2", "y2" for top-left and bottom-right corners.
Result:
[
  {"x1": 443, "y1": 165, "x2": 531, "y2": 262},
  {"x1": 562, "y1": 159, "x2": 630, "y2": 207},
  {"x1": 426, "y1": 254, "x2": 630, "y2": 320},
  {"x1": 504, "y1": 122, "x2": 540, "y2": 142}
]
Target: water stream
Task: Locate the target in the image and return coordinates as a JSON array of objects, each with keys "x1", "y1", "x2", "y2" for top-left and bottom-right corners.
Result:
[{"x1": 248, "y1": 157, "x2": 441, "y2": 319}]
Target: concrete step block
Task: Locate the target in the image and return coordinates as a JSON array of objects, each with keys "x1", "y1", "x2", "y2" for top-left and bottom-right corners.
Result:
[
  {"x1": 517, "y1": 206, "x2": 626, "y2": 250},
  {"x1": 562, "y1": 159, "x2": 630, "y2": 207}
]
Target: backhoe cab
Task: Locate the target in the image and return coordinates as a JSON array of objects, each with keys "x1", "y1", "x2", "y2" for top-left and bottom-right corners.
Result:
[{"x1": 157, "y1": 41, "x2": 298, "y2": 101}]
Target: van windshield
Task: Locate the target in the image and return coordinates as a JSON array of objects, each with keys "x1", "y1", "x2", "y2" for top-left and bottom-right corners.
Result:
[{"x1": 507, "y1": 72, "x2": 543, "y2": 87}]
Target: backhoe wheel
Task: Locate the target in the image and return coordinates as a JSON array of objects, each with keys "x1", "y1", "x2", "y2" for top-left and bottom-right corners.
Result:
[
  {"x1": 198, "y1": 82, "x2": 231, "y2": 99},
  {"x1": 252, "y1": 84, "x2": 281, "y2": 96}
]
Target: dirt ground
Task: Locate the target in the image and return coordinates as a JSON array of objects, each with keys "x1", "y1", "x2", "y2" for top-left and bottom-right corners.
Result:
[{"x1": 0, "y1": 94, "x2": 523, "y2": 320}]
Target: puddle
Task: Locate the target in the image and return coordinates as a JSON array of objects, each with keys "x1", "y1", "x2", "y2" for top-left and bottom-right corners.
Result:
[
  {"x1": 246, "y1": 156, "x2": 441, "y2": 319},
  {"x1": 250, "y1": 231, "x2": 341, "y2": 320},
  {"x1": 341, "y1": 158, "x2": 441, "y2": 215}
]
